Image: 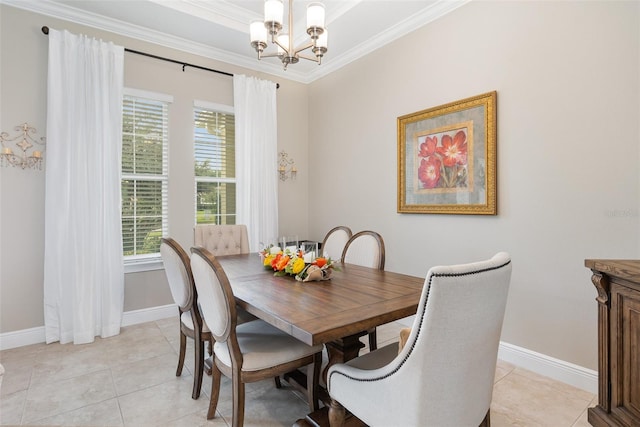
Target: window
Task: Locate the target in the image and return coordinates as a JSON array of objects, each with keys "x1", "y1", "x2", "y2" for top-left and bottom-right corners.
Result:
[
  {"x1": 194, "y1": 101, "x2": 236, "y2": 225},
  {"x1": 121, "y1": 89, "x2": 171, "y2": 263}
]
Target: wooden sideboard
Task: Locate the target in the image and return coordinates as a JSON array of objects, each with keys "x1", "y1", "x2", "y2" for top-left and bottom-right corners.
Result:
[{"x1": 585, "y1": 259, "x2": 640, "y2": 427}]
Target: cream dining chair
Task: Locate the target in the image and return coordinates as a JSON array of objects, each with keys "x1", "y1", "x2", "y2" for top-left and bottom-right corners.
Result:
[
  {"x1": 321, "y1": 226, "x2": 352, "y2": 261},
  {"x1": 193, "y1": 225, "x2": 254, "y2": 321},
  {"x1": 341, "y1": 230, "x2": 385, "y2": 350},
  {"x1": 189, "y1": 247, "x2": 323, "y2": 426},
  {"x1": 194, "y1": 224, "x2": 250, "y2": 256},
  {"x1": 193, "y1": 224, "x2": 258, "y2": 374},
  {"x1": 160, "y1": 237, "x2": 210, "y2": 400},
  {"x1": 327, "y1": 252, "x2": 512, "y2": 427}
]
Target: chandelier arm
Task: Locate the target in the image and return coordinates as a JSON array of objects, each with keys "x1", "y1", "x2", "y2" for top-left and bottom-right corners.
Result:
[
  {"x1": 292, "y1": 41, "x2": 315, "y2": 55},
  {"x1": 260, "y1": 52, "x2": 282, "y2": 59},
  {"x1": 297, "y1": 54, "x2": 321, "y2": 63},
  {"x1": 273, "y1": 38, "x2": 290, "y2": 56}
]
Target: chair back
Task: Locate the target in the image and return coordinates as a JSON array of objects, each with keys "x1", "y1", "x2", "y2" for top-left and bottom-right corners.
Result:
[
  {"x1": 328, "y1": 252, "x2": 511, "y2": 426},
  {"x1": 160, "y1": 237, "x2": 193, "y2": 311},
  {"x1": 393, "y1": 252, "x2": 512, "y2": 425},
  {"x1": 398, "y1": 252, "x2": 511, "y2": 425},
  {"x1": 190, "y1": 247, "x2": 236, "y2": 343},
  {"x1": 341, "y1": 230, "x2": 385, "y2": 269},
  {"x1": 194, "y1": 224, "x2": 250, "y2": 256},
  {"x1": 321, "y1": 226, "x2": 352, "y2": 261}
]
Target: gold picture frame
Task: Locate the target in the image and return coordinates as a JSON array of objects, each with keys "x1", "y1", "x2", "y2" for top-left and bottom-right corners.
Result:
[{"x1": 397, "y1": 91, "x2": 497, "y2": 215}]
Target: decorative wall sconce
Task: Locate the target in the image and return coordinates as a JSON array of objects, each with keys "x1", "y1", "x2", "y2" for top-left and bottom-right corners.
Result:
[
  {"x1": 278, "y1": 150, "x2": 297, "y2": 181},
  {"x1": 0, "y1": 123, "x2": 46, "y2": 170}
]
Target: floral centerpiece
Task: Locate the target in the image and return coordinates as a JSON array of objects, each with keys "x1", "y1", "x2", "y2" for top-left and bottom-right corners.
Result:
[{"x1": 260, "y1": 246, "x2": 336, "y2": 282}]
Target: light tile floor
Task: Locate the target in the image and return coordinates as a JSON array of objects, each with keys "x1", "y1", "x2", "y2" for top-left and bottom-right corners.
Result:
[{"x1": 0, "y1": 319, "x2": 596, "y2": 426}]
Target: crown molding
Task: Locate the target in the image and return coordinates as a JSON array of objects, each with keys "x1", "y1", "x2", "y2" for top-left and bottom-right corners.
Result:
[
  {"x1": 2, "y1": 0, "x2": 309, "y2": 82},
  {"x1": 147, "y1": 0, "x2": 257, "y2": 34},
  {"x1": 2, "y1": 0, "x2": 469, "y2": 85},
  {"x1": 306, "y1": 0, "x2": 471, "y2": 80}
]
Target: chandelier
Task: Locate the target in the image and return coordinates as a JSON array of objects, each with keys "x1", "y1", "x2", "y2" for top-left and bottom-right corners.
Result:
[{"x1": 250, "y1": 0, "x2": 328, "y2": 70}]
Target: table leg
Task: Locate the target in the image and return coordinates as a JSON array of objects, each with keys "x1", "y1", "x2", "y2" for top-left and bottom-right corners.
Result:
[
  {"x1": 322, "y1": 333, "x2": 365, "y2": 385},
  {"x1": 296, "y1": 332, "x2": 367, "y2": 427}
]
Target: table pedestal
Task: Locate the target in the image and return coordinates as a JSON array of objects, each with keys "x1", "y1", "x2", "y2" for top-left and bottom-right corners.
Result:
[{"x1": 295, "y1": 332, "x2": 368, "y2": 427}]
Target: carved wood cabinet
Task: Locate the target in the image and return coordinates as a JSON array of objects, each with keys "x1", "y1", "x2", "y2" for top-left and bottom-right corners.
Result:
[{"x1": 585, "y1": 259, "x2": 640, "y2": 427}]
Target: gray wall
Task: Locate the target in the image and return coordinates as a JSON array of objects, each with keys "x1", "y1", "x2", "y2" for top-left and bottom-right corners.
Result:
[
  {"x1": 0, "y1": 5, "x2": 309, "y2": 332},
  {"x1": 306, "y1": 0, "x2": 640, "y2": 370},
  {"x1": 1, "y1": 1, "x2": 639, "y2": 372}
]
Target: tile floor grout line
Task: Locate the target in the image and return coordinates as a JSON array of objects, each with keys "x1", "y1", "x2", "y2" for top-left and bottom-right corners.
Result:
[{"x1": 108, "y1": 365, "x2": 126, "y2": 426}]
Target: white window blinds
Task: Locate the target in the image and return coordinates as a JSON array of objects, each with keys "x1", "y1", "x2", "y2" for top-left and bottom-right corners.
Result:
[{"x1": 122, "y1": 90, "x2": 170, "y2": 260}]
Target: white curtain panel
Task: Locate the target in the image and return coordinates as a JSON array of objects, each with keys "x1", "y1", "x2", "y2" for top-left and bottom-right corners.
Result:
[
  {"x1": 43, "y1": 29, "x2": 125, "y2": 345},
  {"x1": 233, "y1": 75, "x2": 278, "y2": 251}
]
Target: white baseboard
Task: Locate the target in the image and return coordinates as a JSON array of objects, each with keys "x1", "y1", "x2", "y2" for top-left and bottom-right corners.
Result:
[
  {"x1": 0, "y1": 304, "x2": 176, "y2": 351},
  {"x1": 0, "y1": 326, "x2": 46, "y2": 351},
  {"x1": 498, "y1": 341, "x2": 597, "y2": 394},
  {"x1": 0, "y1": 306, "x2": 598, "y2": 394},
  {"x1": 121, "y1": 304, "x2": 177, "y2": 327}
]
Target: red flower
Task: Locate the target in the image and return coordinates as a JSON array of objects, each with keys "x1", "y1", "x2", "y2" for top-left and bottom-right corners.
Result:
[
  {"x1": 418, "y1": 156, "x2": 441, "y2": 189},
  {"x1": 436, "y1": 130, "x2": 467, "y2": 167},
  {"x1": 418, "y1": 136, "x2": 437, "y2": 158}
]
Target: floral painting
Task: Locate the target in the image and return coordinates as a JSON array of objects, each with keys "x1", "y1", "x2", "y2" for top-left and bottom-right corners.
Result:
[
  {"x1": 415, "y1": 123, "x2": 473, "y2": 193},
  {"x1": 397, "y1": 92, "x2": 496, "y2": 215}
]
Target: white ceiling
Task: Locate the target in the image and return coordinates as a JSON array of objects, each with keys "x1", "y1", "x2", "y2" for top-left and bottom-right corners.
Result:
[{"x1": 4, "y1": 0, "x2": 469, "y2": 83}]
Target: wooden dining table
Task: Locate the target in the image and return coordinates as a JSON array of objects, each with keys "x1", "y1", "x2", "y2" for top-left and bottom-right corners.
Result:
[{"x1": 215, "y1": 253, "x2": 425, "y2": 426}]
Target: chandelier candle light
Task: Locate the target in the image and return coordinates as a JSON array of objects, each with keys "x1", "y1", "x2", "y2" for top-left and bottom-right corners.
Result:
[{"x1": 250, "y1": 0, "x2": 328, "y2": 69}]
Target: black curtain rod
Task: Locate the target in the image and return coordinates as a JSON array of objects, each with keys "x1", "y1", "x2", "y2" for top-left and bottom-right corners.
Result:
[{"x1": 41, "y1": 26, "x2": 279, "y2": 88}]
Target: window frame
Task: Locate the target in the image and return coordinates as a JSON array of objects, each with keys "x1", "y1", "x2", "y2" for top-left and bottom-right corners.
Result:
[
  {"x1": 193, "y1": 100, "x2": 237, "y2": 226},
  {"x1": 122, "y1": 88, "x2": 173, "y2": 273}
]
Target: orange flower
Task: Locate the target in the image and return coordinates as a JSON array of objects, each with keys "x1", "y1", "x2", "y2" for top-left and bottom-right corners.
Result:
[
  {"x1": 270, "y1": 253, "x2": 282, "y2": 269},
  {"x1": 314, "y1": 257, "x2": 328, "y2": 268},
  {"x1": 273, "y1": 254, "x2": 291, "y2": 271}
]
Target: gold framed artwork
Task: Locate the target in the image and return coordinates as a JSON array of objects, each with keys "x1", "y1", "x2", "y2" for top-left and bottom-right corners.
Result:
[{"x1": 397, "y1": 91, "x2": 497, "y2": 215}]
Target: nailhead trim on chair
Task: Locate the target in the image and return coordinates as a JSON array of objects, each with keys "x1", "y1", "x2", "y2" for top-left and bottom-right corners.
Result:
[{"x1": 328, "y1": 259, "x2": 512, "y2": 385}]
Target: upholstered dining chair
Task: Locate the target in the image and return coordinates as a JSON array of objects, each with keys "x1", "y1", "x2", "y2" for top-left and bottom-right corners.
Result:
[
  {"x1": 160, "y1": 237, "x2": 210, "y2": 400},
  {"x1": 194, "y1": 224, "x2": 250, "y2": 256},
  {"x1": 341, "y1": 230, "x2": 385, "y2": 350},
  {"x1": 327, "y1": 252, "x2": 512, "y2": 427},
  {"x1": 194, "y1": 223, "x2": 257, "y2": 328},
  {"x1": 190, "y1": 247, "x2": 324, "y2": 426},
  {"x1": 321, "y1": 226, "x2": 352, "y2": 261}
]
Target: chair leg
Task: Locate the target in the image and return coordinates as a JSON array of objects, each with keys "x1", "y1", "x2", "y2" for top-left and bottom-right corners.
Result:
[
  {"x1": 204, "y1": 337, "x2": 213, "y2": 376},
  {"x1": 176, "y1": 331, "x2": 186, "y2": 376},
  {"x1": 274, "y1": 376, "x2": 282, "y2": 388},
  {"x1": 306, "y1": 353, "x2": 321, "y2": 411},
  {"x1": 479, "y1": 409, "x2": 490, "y2": 427},
  {"x1": 368, "y1": 328, "x2": 378, "y2": 351},
  {"x1": 232, "y1": 372, "x2": 245, "y2": 427},
  {"x1": 192, "y1": 337, "x2": 204, "y2": 400},
  {"x1": 206, "y1": 362, "x2": 222, "y2": 420},
  {"x1": 328, "y1": 398, "x2": 345, "y2": 427}
]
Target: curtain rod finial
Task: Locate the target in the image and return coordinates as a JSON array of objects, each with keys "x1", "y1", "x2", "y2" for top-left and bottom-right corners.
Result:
[{"x1": 42, "y1": 26, "x2": 49, "y2": 35}]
